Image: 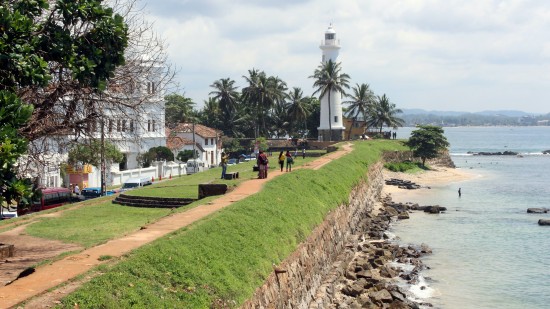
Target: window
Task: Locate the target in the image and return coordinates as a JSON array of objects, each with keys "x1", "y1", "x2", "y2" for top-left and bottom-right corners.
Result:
[
  {"x1": 205, "y1": 138, "x2": 208, "y2": 145},
  {"x1": 325, "y1": 33, "x2": 335, "y2": 40},
  {"x1": 148, "y1": 119, "x2": 156, "y2": 132},
  {"x1": 108, "y1": 119, "x2": 113, "y2": 133},
  {"x1": 211, "y1": 138, "x2": 214, "y2": 145},
  {"x1": 147, "y1": 81, "x2": 157, "y2": 94},
  {"x1": 130, "y1": 120, "x2": 134, "y2": 132},
  {"x1": 334, "y1": 116, "x2": 338, "y2": 123},
  {"x1": 122, "y1": 120, "x2": 127, "y2": 132},
  {"x1": 117, "y1": 119, "x2": 121, "y2": 132}
]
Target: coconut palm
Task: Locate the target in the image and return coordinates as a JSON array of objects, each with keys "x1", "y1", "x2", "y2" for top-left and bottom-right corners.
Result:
[
  {"x1": 242, "y1": 70, "x2": 287, "y2": 136},
  {"x1": 286, "y1": 87, "x2": 312, "y2": 137},
  {"x1": 343, "y1": 83, "x2": 376, "y2": 140},
  {"x1": 310, "y1": 59, "x2": 350, "y2": 141},
  {"x1": 367, "y1": 94, "x2": 404, "y2": 134},
  {"x1": 209, "y1": 78, "x2": 239, "y2": 120}
]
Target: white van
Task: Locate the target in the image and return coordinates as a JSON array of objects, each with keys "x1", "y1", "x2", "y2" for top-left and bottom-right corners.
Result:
[
  {"x1": 121, "y1": 177, "x2": 153, "y2": 191},
  {"x1": 186, "y1": 159, "x2": 207, "y2": 174}
]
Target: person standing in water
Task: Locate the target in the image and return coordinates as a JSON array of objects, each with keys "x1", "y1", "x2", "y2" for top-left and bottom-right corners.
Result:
[{"x1": 458, "y1": 188, "x2": 462, "y2": 197}]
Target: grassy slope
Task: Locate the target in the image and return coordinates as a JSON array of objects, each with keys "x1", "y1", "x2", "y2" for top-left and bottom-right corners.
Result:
[{"x1": 55, "y1": 141, "x2": 405, "y2": 308}]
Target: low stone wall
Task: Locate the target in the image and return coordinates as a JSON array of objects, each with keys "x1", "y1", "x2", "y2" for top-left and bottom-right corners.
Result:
[{"x1": 241, "y1": 162, "x2": 385, "y2": 309}]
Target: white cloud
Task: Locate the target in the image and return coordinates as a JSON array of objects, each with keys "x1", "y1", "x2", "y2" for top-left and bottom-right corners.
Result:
[{"x1": 138, "y1": 0, "x2": 550, "y2": 113}]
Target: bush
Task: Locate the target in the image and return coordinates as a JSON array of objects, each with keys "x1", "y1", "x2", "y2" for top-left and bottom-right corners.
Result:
[{"x1": 384, "y1": 161, "x2": 419, "y2": 172}]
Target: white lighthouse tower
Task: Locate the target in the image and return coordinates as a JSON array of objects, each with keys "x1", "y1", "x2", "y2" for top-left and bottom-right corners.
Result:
[{"x1": 318, "y1": 24, "x2": 345, "y2": 141}]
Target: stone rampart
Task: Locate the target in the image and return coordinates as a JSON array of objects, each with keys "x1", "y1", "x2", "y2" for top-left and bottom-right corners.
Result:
[{"x1": 240, "y1": 162, "x2": 385, "y2": 309}]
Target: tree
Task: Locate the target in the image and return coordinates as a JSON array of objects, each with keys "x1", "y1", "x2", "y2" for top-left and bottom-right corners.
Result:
[
  {"x1": 138, "y1": 146, "x2": 174, "y2": 167},
  {"x1": 165, "y1": 93, "x2": 196, "y2": 127},
  {"x1": 68, "y1": 140, "x2": 124, "y2": 168},
  {"x1": 209, "y1": 79, "x2": 239, "y2": 119},
  {"x1": 405, "y1": 125, "x2": 450, "y2": 166},
  {"x1": 343, "y1": 83, "x2": 375, "y2": 140},
  {"x1": 367, "y1": 94, "x2": 405, "y2": 134},
  {"x1": 310, "y1": 60, "x2": 350, "y2": 141},
  {"x1": 1, "y1": 0, "x2": 130, "y2": 205},
  {"x1": 176, "y1": 150, "x2": 195, "y2": 162},
  {"x1": 6, "y1": 0, "x2": 175, "y2": 180},
  {"x1": 0, "y1": 92, "x2": 34, "y2": 206},
  {"x1": 287, "y1": 87, "x2": 312, "y2": 137},
  {"x1": 242, "y1": 70, "x2": 288, "y2": 137}
]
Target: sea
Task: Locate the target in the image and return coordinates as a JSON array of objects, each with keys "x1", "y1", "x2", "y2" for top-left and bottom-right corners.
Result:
[{"x1": 390, "y1": 126, "x2": 550, "y2": 309}]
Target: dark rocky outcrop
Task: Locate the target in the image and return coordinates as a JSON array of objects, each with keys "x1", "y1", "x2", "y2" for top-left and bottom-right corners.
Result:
[
  {"x1": 538, "y1": 219, "x2": 550, "y2": 226},
  {"x1": 543, "y1": 150, "x2": 550, "y2": 154},
  {"x1": 527, "y1": 208, "x2": 549, "y2": 214},
  {"x1": 468, "y1": 151, "x2": 518, "y2": 156},
  {"x1": 385, "y1": 178, "x2": 422, "y2": 190}
]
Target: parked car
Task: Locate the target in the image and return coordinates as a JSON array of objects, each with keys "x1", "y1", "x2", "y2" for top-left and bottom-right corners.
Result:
[
  {"x1": 227, "y1": 158, "x2": 238, "y2": 165},
  {"x1": 81, "y1": 187, "x2": 117, "y2": 199},
  {"x1": 239, "y1": 154, "x2": 253, "y2": 162},
  {"x1": 121, "y1": 177, "x2": 153, "y2": 191}
]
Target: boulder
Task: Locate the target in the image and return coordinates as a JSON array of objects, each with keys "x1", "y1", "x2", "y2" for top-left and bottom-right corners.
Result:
[
  {"x1": 538, "y1": 219, "x2": 550, "y2": 226},
  {"x1": 369, "y1": 289, "x2": 393, "y2": 303},
  {"x1": 397, "y1": 212, "x2": 410, "y2": 220}
]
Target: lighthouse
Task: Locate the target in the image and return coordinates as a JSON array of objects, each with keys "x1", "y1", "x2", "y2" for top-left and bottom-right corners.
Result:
[{"x1": 318, "y1": 24, "x2": 345, "y2": 141}]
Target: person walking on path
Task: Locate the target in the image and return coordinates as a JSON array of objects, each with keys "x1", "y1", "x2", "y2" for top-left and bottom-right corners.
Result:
[
  {"x1": 302, "y1": 148, "x2": 306, "y2": 159},
  {"x1": 220, "y1": 152, "x2": 228, "y2": 179},
  {"x1": 74, "y1": 184, "x2": 80, "y2": 195},
  {"x1": 278, "y1": 151, "x2": 285, "y2": 172},
  {"x1": 257, "y1": 150, "x2": 268, "y2": 179},
  {"x1": 286, "y1": 150, "x2": 294, "y2": 172}
]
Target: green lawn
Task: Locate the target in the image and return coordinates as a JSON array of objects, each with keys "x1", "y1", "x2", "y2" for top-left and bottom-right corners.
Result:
[{"x1": 54, "y1": 140, "x2": 406, "y2": 308}]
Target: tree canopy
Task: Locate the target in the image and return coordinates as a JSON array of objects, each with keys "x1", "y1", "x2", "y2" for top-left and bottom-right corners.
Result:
[
  {"x1": 0, "y1": 0, "x2": 128, "y2": 205},
  {"x1": 405, "y1": 125, "x2": 450, "y2": 166},
  {"x1": 68, "y1": 140, "x2": 124, "y2": 168}
]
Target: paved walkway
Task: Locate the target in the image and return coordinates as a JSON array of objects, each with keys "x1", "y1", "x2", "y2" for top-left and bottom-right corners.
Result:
[{"x1": 0, "y1": 144, "x2": 353, "y2": 308}]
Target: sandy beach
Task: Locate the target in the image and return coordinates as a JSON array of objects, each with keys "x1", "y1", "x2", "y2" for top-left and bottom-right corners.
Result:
[{"x1": 381, "y1": 165, "x2": 479, "y2": 203}]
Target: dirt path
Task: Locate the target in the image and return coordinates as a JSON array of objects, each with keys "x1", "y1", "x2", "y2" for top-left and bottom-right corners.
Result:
[{"x1": 0, "y1": 144, "x2": 353, "y2": 309}]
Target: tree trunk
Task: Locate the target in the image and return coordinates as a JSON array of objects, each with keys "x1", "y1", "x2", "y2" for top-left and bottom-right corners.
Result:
[{"x1": 347, "y1": 117, "x2": 355, "y2": 140}]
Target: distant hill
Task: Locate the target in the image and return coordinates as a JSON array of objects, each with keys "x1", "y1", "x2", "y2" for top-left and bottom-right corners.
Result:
[{"x1": 401, "y1": 109, "x2": 536, "y2": 117}]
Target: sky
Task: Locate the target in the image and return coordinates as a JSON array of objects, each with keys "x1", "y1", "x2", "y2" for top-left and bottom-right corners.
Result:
[{"x1": 139, "y1": 0, "x2": 550, "y2": 114}]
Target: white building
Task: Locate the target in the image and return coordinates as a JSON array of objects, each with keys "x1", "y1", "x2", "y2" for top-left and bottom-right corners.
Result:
[
  {"x1": 26, "y1": 60, "x2": 167, "y2": 189},
  {"x1": 318, "y1": 24, "x2": 345, "y2": 142},
  {"x1": 167, "y1": 123, "x2": 223, "y2": 168}
]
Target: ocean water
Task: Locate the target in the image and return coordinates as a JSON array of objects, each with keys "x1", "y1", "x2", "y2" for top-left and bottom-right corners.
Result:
[{"x1": 390, "y1": 126, "x2": 550, "y2": 309}]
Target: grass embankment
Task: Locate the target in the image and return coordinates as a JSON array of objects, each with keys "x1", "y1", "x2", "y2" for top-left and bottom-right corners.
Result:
[
  {"x1": 55, "y1": 140, "x2": 405, "y2": 308},
  {"x1": 12, "y1": 153, "x2": 323, "y2": 248}
]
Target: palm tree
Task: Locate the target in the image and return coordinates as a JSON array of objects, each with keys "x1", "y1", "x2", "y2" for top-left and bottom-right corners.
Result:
[
  {"x1": 343, "y1": 83, "x2": 375, "y2": 140},
  {"x1": 242, "y1": 70, "x2": 287, "y2": 136},
  {"x1": 164, "y1": 93, "x2": 196, "y2": 127},
  {"x1": 209, "y1": 78, "x2": 239, "y2": 119},
  {"x1": 310, "y1": 59, "x2": 350, "y2": 141},
  {"x1": 367, "y1": 94, "x2": 404, "y2": 134},
  {"x1": 286, "y1": 87, "x2": 312, "y2": 137}
]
